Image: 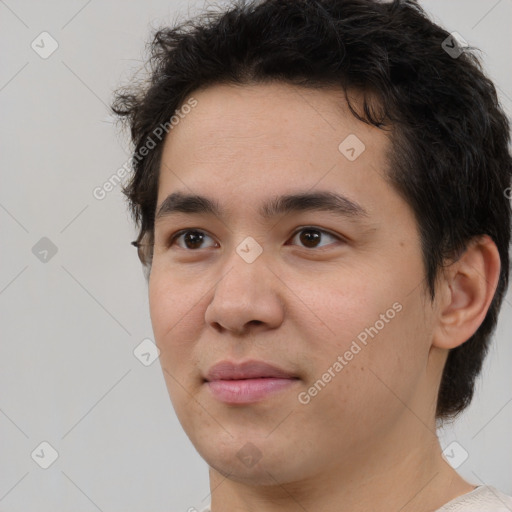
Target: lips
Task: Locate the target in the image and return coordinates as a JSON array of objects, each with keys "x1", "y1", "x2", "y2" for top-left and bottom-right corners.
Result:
[
  {"x1": 204, "y1": 360, "x2": 299, "y2": 404},
  {"x1": 204, "y1": 360, "x2": 297, "y2": 381}
]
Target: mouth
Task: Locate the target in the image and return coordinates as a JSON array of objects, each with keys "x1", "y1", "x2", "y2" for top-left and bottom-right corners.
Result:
[{"x1": 204, "y1": 359, "x2": 300, "y2": 404}]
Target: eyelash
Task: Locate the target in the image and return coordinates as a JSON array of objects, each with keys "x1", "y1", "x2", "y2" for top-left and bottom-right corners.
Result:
[{"x1": 166, "y1": 227, "x2": 345, "y2": 251}]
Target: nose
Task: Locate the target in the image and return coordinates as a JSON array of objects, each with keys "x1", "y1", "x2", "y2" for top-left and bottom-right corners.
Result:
[{"x1": 204, "y1": 250, "x2": 285, "y2": 335}]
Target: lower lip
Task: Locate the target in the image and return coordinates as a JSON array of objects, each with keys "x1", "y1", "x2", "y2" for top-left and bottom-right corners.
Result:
[{"x1": 205, "y1": 378, "x2": 298, "y2": 404}]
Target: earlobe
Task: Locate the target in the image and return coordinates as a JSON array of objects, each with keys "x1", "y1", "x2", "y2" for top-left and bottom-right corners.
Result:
[{"x1": 432, "y1": 235, "x2": 501, "y2": 350}]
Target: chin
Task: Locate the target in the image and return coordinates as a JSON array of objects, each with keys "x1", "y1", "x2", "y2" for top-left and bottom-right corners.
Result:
[
  {"x1": 198, "y1": 435, "x2": 312, "y2": 487},
  {"x1": 211, "y1": 460, "x2": 277, "y2": 485}
]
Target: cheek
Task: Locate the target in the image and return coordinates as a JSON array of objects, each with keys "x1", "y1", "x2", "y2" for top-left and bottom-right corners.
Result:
[
  {"x1": 148, "y1": 274, "x2": 203, "y2": 366},
  {"x1": 299, "y1": 310, "x2": 428, "y2": 446},
  {"x1": 299, "y1": 267, "x2": 430, "y2": 396},
  {"x1": 298, "y1": 269, "x2": 392, "y2": 348},
  {"x1": 148, "y1": 278, "x2": 175, "y2": 340},
  {"x1": 148, "y1": 277, "x2": 206, "y2": 416}
]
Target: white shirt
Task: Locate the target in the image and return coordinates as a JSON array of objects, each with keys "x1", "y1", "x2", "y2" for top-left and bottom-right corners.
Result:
[
  {"x1": 199, "y1": 485, "x2": 512, "y2": 512},
  {"x1": 435, "y1": 485, "x2": 512, "y2": 511}
]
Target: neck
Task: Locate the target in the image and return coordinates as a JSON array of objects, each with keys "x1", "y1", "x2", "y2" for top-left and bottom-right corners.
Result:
[{"x1": 207, "y1": 412, "x2": 474, "y2": 512}]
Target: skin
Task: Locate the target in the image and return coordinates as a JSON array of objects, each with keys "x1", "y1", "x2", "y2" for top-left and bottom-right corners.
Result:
[{"x1": 148, "y1": 82, "x2": 500, "y2": 512}]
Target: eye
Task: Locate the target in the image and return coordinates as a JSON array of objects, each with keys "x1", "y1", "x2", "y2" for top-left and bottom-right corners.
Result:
[
  {"x1": 167, "y1": 226, "x2": 344, "y2": 251},
  {"x1": 287, "y1": 227, "x2": 344, "y2": 249},
  {"x1": 169, "y1": 229, "x2": 218, "y2": 250}
]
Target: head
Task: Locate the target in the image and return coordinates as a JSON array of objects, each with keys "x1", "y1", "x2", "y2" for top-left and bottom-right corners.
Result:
[{"x1": 112, "y1": 0, "x2": 511, "y2": 486}]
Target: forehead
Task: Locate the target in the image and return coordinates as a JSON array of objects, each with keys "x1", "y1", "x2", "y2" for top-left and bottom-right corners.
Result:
[
  {"x1": 161, "y1": 81, "x2": 383, "y2": 154},
  {"x1": 156, "y1": 82, "x2": 392, "y2": 215}
]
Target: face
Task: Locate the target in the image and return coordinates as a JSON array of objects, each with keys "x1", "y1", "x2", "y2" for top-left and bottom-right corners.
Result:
[{"x1": 149, "y1": 82, "x2": 440, "y2": 486}]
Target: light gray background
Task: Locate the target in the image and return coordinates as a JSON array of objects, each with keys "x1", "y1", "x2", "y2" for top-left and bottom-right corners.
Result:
[{"x1": 0, "y1": 1, "x2": 511, "y2": 510}]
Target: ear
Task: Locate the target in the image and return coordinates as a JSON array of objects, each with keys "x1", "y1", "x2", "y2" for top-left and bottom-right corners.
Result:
[{"x1": 432, "y1": 235, "x2": 501, "y2": 350}]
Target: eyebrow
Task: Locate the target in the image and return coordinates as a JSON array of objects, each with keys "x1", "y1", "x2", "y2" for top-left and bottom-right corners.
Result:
[{"x1": 155, "y1": 190, "x2": 369, "y2": 224}]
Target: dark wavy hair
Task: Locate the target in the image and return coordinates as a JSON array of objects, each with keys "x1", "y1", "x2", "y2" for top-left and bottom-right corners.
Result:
[{"x1": 111, "y1": 0, "x2": 512, "y2": 420}]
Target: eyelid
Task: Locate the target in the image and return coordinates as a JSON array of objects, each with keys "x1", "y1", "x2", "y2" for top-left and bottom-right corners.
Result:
[
  {"x1": 167, "y1": 226, "x2": 346, "y2": 250},
  {"x1": 290, "y1": 225, "x2": 346, "y2": 243},
  {"x1": 286, "y1": 226, "x2": 347, "y2": 252},
  {"x1": 167, "y1": 228, "x2": 218, "y2": 249}
]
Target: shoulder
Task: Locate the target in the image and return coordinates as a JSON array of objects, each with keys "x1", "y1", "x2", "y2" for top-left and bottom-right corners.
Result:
[{"x1": 436, "y1": 485, "x2": 512, "y2": 511}]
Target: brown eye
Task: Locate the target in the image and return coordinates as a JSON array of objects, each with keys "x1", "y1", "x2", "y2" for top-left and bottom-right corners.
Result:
[
  {"x1": 289, "y1": 227, "x2": 342, "y2": 249},
  {"x1": 170, "y1": 230, "x2": 217, "y2": 250}
]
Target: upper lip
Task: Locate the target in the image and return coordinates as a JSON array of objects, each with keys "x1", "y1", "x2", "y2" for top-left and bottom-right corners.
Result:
[{"x1": 204, "y1": 360, "x2": 297, "y2": 381}]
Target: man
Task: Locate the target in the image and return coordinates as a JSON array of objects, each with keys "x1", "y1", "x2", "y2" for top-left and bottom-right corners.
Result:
[{"x1": 111, "y1": 0, "x2": 512, "y2": 510}]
